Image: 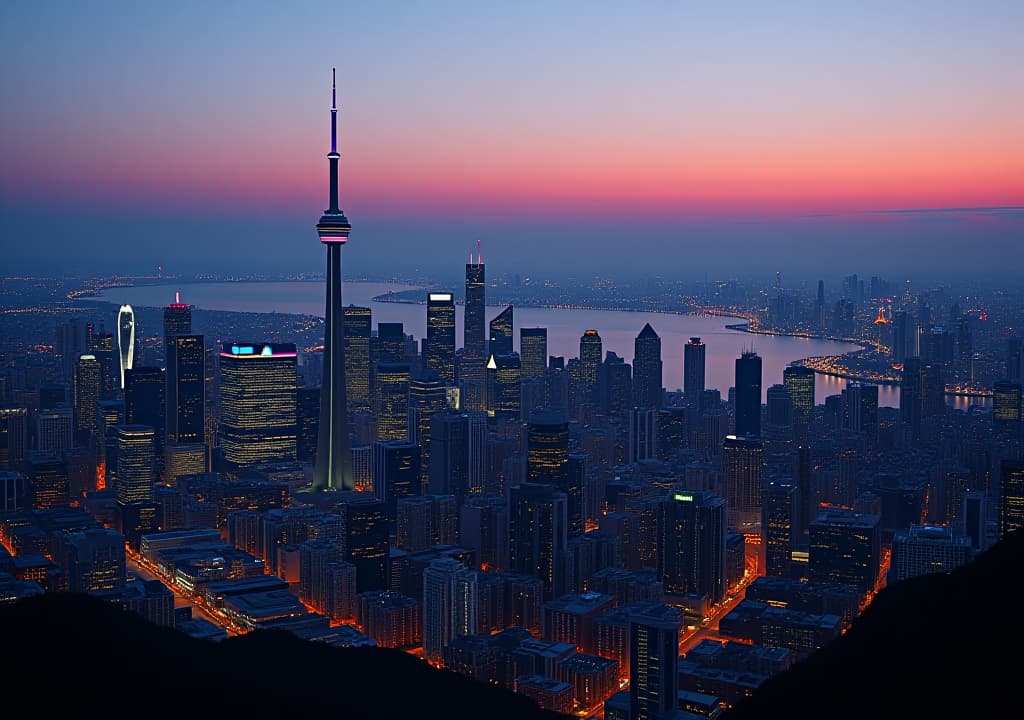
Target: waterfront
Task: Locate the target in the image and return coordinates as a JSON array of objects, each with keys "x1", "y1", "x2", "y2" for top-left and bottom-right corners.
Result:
[{"x1": 95, "y1": 281, "x2": 989, "y2": 410}]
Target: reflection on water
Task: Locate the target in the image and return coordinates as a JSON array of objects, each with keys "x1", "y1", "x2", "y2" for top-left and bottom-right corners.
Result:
[{"x1": 816, "y1": 371, "x2": 991, "y2": 411}]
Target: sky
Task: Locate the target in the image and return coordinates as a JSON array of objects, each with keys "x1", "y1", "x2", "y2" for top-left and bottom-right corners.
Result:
[{"x1": 1, "y1": 1, "x2": 1022, "y2": 280}]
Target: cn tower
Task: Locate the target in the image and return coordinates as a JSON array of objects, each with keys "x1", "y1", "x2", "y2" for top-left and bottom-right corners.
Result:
[{"x1": 312, "y1": 68, "x2": 353, "y2": 491}]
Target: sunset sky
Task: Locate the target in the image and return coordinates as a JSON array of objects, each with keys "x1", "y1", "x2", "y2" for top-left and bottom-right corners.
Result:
[{"x1": 2, "y1": 1, "x2": 1021, "y2": 278}]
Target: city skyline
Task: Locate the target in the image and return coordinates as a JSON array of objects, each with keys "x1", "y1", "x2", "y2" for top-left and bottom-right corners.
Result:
[
  {"x1": 1, "y1": 5, "x2": 1023, "y2": 719},
  {"x1": 2, "y1": 2, "x2": 1022, "y2": 276}
]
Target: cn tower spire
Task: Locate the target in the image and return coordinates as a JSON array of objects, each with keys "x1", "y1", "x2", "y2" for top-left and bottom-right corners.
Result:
[
  {"x1": 331, "y1": 67, "x2": 337, "y2": 154},
  {"x1": 313, "y1": 68, "x2": 353, "y2": 492}
]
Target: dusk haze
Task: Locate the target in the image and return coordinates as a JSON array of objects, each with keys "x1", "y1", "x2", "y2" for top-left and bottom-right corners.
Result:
[
  {"x1": 1, "y1": 3, "x2": 1022, "y2": 720},
  {"x1": 2, "y1": 1, "x2": 1022, "y2": 276}
]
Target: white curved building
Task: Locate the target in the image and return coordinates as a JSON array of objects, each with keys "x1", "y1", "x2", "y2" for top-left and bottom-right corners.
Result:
[{"x1": 117, "y1": 304, "x2": 135, "y2": 390}]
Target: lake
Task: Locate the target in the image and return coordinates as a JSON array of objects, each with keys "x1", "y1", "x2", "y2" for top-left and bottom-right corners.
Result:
[{"x1": 96, "y1": 280, "x2": 974, "y2": 410}]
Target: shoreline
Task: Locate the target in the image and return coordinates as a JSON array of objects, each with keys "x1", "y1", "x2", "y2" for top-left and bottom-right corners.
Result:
[
  {"x1": 722, "y1": 319, "x2": 991, "y2": 399},
  {"x1": 77, "y1": 279, "x2": 989, "y2": 399}
]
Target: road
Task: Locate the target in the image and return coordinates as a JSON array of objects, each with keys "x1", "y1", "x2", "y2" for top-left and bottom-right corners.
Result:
[{"x1": 125, "y1": 548, "x2": 238, "y2": 634}]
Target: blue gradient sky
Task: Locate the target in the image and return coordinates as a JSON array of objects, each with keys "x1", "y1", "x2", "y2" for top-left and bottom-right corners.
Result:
[{"x1": 1, "y1": 1, "x2": 1021, "y2": 279}]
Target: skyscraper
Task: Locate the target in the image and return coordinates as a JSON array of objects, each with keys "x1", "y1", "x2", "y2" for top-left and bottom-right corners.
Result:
[
  {"x1": 461, "y1": 252, "x2": 486, "y2": 410},
  {"x1": 999, "y1": 460, "x2": 1024, "y2": 541},
  {"x1": 892, "y1": 310, "x2": 910, "y2": 364},
  {"x1": 373, "y1": 439, "x2": 421, "y2": 521},
  {"x1": 633, "y1": 323, "x2": 663, "y2": 410},
  {"x1": 26, "y1": 451, "x2": 70, "y2": 509},
  {"x1": 658, "y1": 490, "x2": 727, "y2": 604},
  {"x1": 0, "y1": 407, "x2": 28, "y2": 471},
  {"x1": 90, "y1": 332, "x2": 116, "y2": 400},
  {"x1": 579, "y1": 330, "x2": 602, "y2": 403},
  {"x1": 842, "y1": 382, "x2": 879, "y2": 440},
  {"x1": 376, "y1": 362, "x2": 410, "y2": 441},
  {"x1": 723, "y1": 434, "x2": 764, "y2": 532},
  {"x1": 313, "y1": 69, "x2": 353, "y2": 492},
  {"x1": 888, "y1": 524, "x2": 974, "y2": 585},
  {"x1": 295, "y1": 386, "x2": 320, "y2": 464},
  {"x1": 464, "y1": 250, "x2": 486, "y2": 358},
  {"x1": 527, "y1": 408, "x2": 569, "y2": 488},
  {"x1": 808, "y1": 507, "x2": 881, "y2": 593},
  {"x1": 901, "y1": 357, "x2": 945, "y2": 440},
  {"x1": 509, "y1": 481, "x2": 568, "y2": 600},
  {"x1": 114, "y1": 424, "x2": 155, "y2": 504},
  {"x1": 218, "y1": 343, "x2": 297, "y2": 468},
  {"x1": 628, "y1": 407, "x2": 658, "y2": 464},
  {"x1": 520, "y1": 327, "x2": 548, "y2": 380},
  {"x1": 683, "y1": 337, "x2": 706, "y2": 407},
  {"x1": 163, "y1": 292, "x2": 191, "y2": 341},
  {"x1": 597, "y1": 351, "x2": 632, "y2": 418},
  {"x1": 734, "y1": 351, "x2": 762, "y2": 437},
  {"x1": 762, "y1": 481, "x2": 796, "y2": 577},
  {"x1": 124, "y1": 366, "x2": 165, "y2": 475},
  {"x1": 429, "y1": 411, "x2": 486, "y2": 501},
  {"x1": 74, "y1": 354, "x2": 101, "y2": 437},
  {"x1": 117, "y1": 305, "x2": 135, "y2": 391},
  {"x1": 166, "y1": 334, "x2": 205, "y2": 445},
  {"x1": 486, "y1": 353, "x2": 521, "y2": 423},
  {"x1": 763, "y1": 383, "x2": 793, "y2": 470},
  {"x1": 344, "y1": 305, "x2": 372, "y2": 411},
  {"x1": 425, "y1": 292, "x2": 456, "y2": 385},
  {"x1": 422, "y1": 556, "x2": 478, "y2": 666},
  {"x1": 65, "y1": 528, "x2": 127, "y2": 593},
  {"x1": 489, "y1": 305, "x2": 514, "y2": 358},
  {"x1": 628, "y1": 603, "x2": 681, "y2": 720},
  {"x1": 993, "y1": 381, "x2": 1022, "y2": 440},
  {"x1": 783, "y1": 365, "x2": 815, "y2": 444},
  {"x1": 409, "y1": 372, "x2": 448, "y2": 491}
]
